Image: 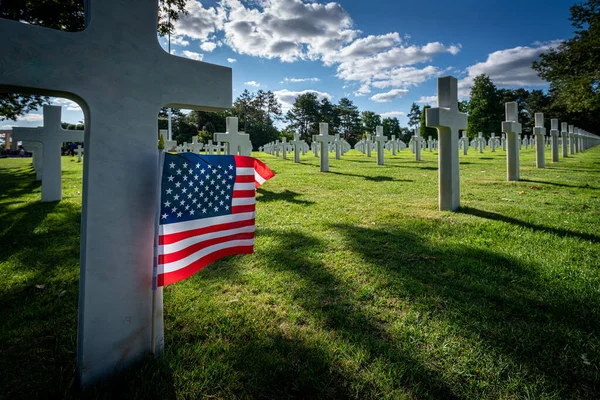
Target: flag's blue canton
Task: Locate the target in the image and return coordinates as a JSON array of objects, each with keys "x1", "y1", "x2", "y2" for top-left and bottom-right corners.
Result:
[{"x1": 160, "y1": 153, "x2": 237, "y2": 225}]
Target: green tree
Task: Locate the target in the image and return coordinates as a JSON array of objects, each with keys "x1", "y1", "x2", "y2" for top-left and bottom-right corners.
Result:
[
  {"x1": 361, "y1": 111, "x2": 381, "y2": 135},
  {"x1": 382, "y1": 117, "x2": 401, "y2": 137},
  {"x1": 420, "y1": 105, "x2": 437, "y2": 140},
  {"x1": 286, "y1": 93, "x2": 320, "y2": 142},
  {"x1": 407, "y1": 102, "x2": 421, "y2": 130},
  {"x1": 318, "y1": 98, "x2": 340, "y2": 134},
  {"x1": 465, "y1": 74, "x2": 502, "y2": 139},
  {"x1": 337, "y1": 98, "x2": 361, "y2": 144},
  {"x1": 532, "y1": 0, "x2": 600, "y2": 131}
]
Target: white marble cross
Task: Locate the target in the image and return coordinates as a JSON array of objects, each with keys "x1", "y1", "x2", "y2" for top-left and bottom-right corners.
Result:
[
  {"x1": 334, "y1": 134, "x2": 342, "y2": 160},
  {"x1": 550, "y1": 119, "x2": 559, "y2": 162},
  {"x1": 188, "y1": 136, "x2": 204, "y2": 154},
  {"x1": 374, "y1": 126, "x2": 387, "y2": 165},
  {"x1": 533, "y1": 113, "x2": 546, "y2": 168},
  {"x1": 12, "y1": 106, "x2": 84, "y2": 201},
  {"x1": 214, "y1": 117, "x2": 251, "y2": 156},
  {"x1": 489, "y1": 132, "x2": 496, "y2": 152},
  {"x1": 365, "y1": 135, "x2": 372, "y2": 157},
  {"x1": 501, "y1": 102, "x2": 522, "y2": 181},
  {"x1": 426, "y1": 76, "x2": 468, "y2": 211},
  {"x1": 76, "y1": 145, "x2": 84, "y2": 162},
  {"x1": 281, "y1": 137, "x2": 288, "y2": 160},
  {"x1": 0, "y1": 1, "x2": 232, "y2": 386},
  {"x1": 461, "y1": 131, "x2": 469, "y2": 155},
  {"x1": 561, "y1": 122, "x2": 568, "y2": 158},
  {"x1": 312, "y1": 123, "x2": 334, "y2": 172},
  {"x1": 291, "y1": 132, "x2": 303, "y2": 163},
  {"x1": 205, "y1": 140, "x2": 218, "y2": 155},
  {"x1": 23, "y1": 140, "x2": 44, "y2": 181}
]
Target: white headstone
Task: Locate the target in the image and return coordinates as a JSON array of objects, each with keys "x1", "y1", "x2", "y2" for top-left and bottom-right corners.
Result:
[
  {"x1": 550, "y1": 119, "x2": 559, "y2": 163},
  {"x1": 374, "y1": 126, "x2": 387, "y2": 165},
  {"x1": 12, "y1": 105, "x2": 84, "y2": 201},
  {"x1": 214, "y1": 117, "x2": 250, "y2": 156},
  {"x1": 534, "y1": 113, "x2": 546, "y2": 168},
  {"x1": 461, "y1": 131, "x2": 469, "y2": 155},
  {"x1": 426, "y1": 76, "x2": 468, "y2": 211},
  {"x1": 561, "y1": 122, "x2": 569, "y2": 158},
  {"x1": 23, "y1": 140, "x2": 44, "y2": 181},
  {"x1": 312, "y1": 123, "x2": 334, "y2": 172},
  {"x1": 291, "y1": 132, "x2": 303, "y2": 163},
  {"x1": 501, "y1": 102, "x2": 522, "y2": 181},
  {"x1": 76, "y1": 144, "x2": 84, "y2": 162}
]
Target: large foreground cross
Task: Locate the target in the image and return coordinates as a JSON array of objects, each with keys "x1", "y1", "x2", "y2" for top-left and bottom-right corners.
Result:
[
  {"x1": 426, "y1": 76, "x2": 467, "y2": 211},
  {"x1": 0, "y1": 0, "x2": 231, "y2": 386}
]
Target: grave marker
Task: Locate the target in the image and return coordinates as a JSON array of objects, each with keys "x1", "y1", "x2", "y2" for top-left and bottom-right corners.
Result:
[
  {"x1": 374, "y1": 126, "x2": 387, "y2": 166},
  {"x1": 534, "y1": 113, "x2": 546, "y2": 168},
  {"x1": 551, "y1": 119, "x2": 559, "y2": 162},
  {"x1": 12, "y1": 105, "x2": 84, "y2": 201},
  {"x1": 426, "y1": 76, "x2": 467, "y2": 211},
  {"x1": 502, "y1": 102, "x2": 522, "y2": 181},
  {"x1": 313, "y1": 123, "x2": 334, "y2": 172},
  {"x1": 214, "y1": 117, "x2": 250, "y2": 156}
]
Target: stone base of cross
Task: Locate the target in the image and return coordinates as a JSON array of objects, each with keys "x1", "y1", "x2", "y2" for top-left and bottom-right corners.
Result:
[{"x1": 426, "y1": 76, "x2": 467, "y2": 211}]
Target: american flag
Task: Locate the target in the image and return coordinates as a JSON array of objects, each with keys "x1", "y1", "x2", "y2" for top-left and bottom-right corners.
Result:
[{"x1": 155, "y1": 153, "x2": 274, "y2": 287}]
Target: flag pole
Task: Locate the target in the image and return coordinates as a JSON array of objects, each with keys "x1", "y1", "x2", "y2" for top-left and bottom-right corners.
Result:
[{"x1": 152, "y1": 134, "x2": 166, "y2": 355}]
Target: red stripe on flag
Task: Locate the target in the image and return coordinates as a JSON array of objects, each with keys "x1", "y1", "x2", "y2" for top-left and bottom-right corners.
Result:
[
  {"x1": 235, "y1": 175, "x2": 255, "y2": 183},
  {"x1": 232, "y1": 204, "x2": 255, "y2": 213},
  {"x1": 157, "y1": 245, "x2": 254, "y2": 287},
  {"x1": 253, "y1": 158, "x2": 275, "y2": 188},
  {"x1": 233, "y1": 190, "x2": 255, "y2": 198},
  {"x1": 233, "y1": 156, "x2": 255, "y2": 168},
  {"x1": 159, "y1": 231, "x2": 255, "y2": 264},
  {"x1": 160, "y1": 218, "x2": 255, "y2": 245}
]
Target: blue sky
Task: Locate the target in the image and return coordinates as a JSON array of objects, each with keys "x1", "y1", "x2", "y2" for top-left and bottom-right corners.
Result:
[{"x1": 2, "y1": 0, "x2": 577, "y2": 130}]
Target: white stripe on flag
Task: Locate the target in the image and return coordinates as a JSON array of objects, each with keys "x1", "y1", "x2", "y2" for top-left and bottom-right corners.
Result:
[
  {"x1": 160, "y1": 224, "x2": 255, "y2": 254},
  {"x1": 232, "y1": 197, "x2": 256, "y2": 206},
  {"x1": 255, "y1": 172, "x2": 266, "y2": 186},
  {"x1": 161, "y1": 239, "x2": 255, "y2": 273},
  {"x1": 160, "y1": 211, "x2": 255, "y2": 236},
  {"x1": 236, "y1": 167, "x2": 255, "y2": 175},
  {"x1": 234, "y1": 182, "x2": 255, "y2": 191}
]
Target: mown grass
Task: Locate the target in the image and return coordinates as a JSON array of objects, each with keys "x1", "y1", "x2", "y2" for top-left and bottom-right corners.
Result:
[{"x1": 1, "y1": 146, "x2": 599, "y2": 399}]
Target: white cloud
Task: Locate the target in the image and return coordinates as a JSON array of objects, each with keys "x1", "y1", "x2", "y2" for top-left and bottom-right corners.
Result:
[
  {"x1": 370, "y1": 89, "x2": 409, "y2": 103},
  {"x1": 245, "y1": 81, "x2": 260, "y2": 87},
  {"x1": 200, "y1": 42, "x2": 217, "y2": 52},
  {"x1": 273, "y1": 89, "x2": 332, "y2": 111},
  {"x1": 379, "y1": 111, "x2": 405, "y2": 118},
  {"x1": 0, "y1": 124, "x2": 15, "y2": 129},
  {"x1": 51, "y1": 98, "x2": 81, "y2": 111},
  {"x1": 221, "y1": 0, "x2": 358, "y2": 62},
  {"x1": 17, "y1": 113, "x2": 43, "y2": 122},
  {"x1": 458, "y1": 41, "x2": 560, "y2": 98},
  {"x1": 182, "y1": 50, "x2": 204, "y2": 61},
  {"x1": 282, "y1": 77, "x2": 321, "y2": 83},
  {"x1": 417, "y1": 95, "x2": 437, "y2": 105},
  {"x1": 227, "y1": 58, "x2": 237, "y2": 63},
  {"x1": 174, "y1": 0, "x2": 225, "y2": 41},
  {"x1": 171, "y1": 35, "x2": 190, "y2": 47},
  {"x1": 173, "y1": 0, "x2": 460, "y2": 93}
]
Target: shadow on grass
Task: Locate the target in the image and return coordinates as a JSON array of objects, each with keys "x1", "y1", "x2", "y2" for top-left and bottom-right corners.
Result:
[
  {"x1": 331, "y1": 223, "x2": 600, "y2": 398},
  {"x1": 520, "y1": 178, "x2": 599, "y2": 190},
  {"x1": 327, "y1": 171, "x2": 413, "y2": 183},
  {"x1": 211, "y1": 228, "x2": 460, "y2": 399},
  {"x1": 257, "y1": 188, "x2": 315, "y2": 205},
  {"x1": 458, "y1": 206, "x2": 600, "y2": 243}
]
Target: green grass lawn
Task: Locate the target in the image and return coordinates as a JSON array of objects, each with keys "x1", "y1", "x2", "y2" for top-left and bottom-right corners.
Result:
[{"x1": 1, "y1": 147, "x2": 599, "y2": 399}]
